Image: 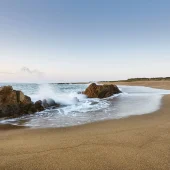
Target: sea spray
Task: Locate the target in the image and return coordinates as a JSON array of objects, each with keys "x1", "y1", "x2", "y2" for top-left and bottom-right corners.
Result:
[{"x1": 30, "y1": 83, "x2": 87, "y2": 105}]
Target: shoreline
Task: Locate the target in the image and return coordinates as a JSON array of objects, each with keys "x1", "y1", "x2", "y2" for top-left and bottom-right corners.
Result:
[
  {"x1": 0, "y1": 93, "x2": 166, "y2": 131},
  {"x1": 1, "y1": 81, "x2": 170, "y2": 169},
  {"x1": 1, "y1": 80, "x2": 169, "y2": 130}
]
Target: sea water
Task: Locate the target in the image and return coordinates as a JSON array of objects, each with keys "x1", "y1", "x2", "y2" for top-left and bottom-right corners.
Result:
[{"x1": 0, "y1": 83, "x2": 170, "y2": 128}]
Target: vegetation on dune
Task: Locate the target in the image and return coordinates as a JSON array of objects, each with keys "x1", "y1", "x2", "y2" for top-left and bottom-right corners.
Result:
[{"x1": 99, "y1": 77, "x2": 170, "y2": 83}]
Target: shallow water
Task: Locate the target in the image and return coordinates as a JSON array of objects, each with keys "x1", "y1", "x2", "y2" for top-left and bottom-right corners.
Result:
[{"x1": 0, "y1": 83, "x2": 170, "y2": 128}]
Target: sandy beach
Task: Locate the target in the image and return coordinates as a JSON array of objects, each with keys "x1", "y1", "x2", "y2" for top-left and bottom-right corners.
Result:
[
  {"x1": 0, "y1": 81, "x2": 170, "y2": 170},
  {"x1": 109, "y1": 80, "x2": 170, "y2": 90}
]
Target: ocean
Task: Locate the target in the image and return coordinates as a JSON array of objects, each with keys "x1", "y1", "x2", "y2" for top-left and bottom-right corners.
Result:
[{"x1": 0, "y1": 83, "x2": 170, "y2": 128}]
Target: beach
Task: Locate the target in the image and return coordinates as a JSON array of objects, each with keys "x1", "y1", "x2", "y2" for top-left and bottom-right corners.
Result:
[
  {"x1": 110, "y1": 80, "x2": 170, "y2": 90},
  {"x1": 0, "y1": 81, "x2": 170, "y2": 170}
]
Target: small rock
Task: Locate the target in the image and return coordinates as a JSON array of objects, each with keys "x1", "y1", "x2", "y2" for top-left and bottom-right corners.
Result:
[
  {"x1": 42, "y1": 98, "x2": 60, "y2": 108},
  {"x1": 83, "y1": 83, "x2": 121, "y2": 98},
  {"x1": 34, "y1": 100, "x2": 44, "y2": 112}
]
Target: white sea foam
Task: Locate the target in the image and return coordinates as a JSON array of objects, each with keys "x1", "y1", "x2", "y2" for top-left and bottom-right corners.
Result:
[{"x1": 30, "y1": 83, "x2": 87, "y2": 105}]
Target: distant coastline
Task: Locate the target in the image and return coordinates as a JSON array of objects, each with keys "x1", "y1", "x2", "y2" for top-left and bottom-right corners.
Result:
[
  {"x1": 56, "y1": 77, "x2": 170, "y2": 84},
  {"x1": 1, "y1": 77, "x2": 170, "y2": 85},
  {"x1": 98, "y1": 77, "x2": 170, "y2": 83}
]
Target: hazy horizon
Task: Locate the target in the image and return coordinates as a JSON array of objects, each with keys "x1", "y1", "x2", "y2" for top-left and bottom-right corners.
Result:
[{"x1": 0, "y1": 0, "x2": 170, "y2": 83}]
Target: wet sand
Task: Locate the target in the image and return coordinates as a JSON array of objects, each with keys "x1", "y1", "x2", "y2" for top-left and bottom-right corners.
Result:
[{"x1": 0, "y1": 81, "x2": 170, "y2": 170}]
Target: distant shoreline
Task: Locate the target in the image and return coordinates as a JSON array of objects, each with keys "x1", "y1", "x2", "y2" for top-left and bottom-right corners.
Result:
[
  {"x1": 99, "y1": 77, "x2": 170, "y2": 83},
  {"x1": 54, "y1": 77, "x2": 170, "y2": 84},
  {"x1": 1, "y1": 77, "x2": 170, "y2": 85}
]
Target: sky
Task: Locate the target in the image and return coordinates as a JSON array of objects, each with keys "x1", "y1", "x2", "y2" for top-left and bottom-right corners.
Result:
[{"x1": 0, "y1": 0, "x2": 170, "y2": 83}]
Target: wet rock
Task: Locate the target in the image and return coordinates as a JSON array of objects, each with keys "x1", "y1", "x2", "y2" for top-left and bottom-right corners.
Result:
[
  {"x1": 0, "y1": 86, "x2": 38, "y2": 118},
  {"x1": 72, "y1": 97, "x2": 79, "y2": 103},
  {"x1": 34, "y1": 100, "x2": 44, "y2": 112},
  {"x1": 77, "y1": 91, "x2": 83, "y2": 94},
  {"x1": 42, "y1": 98, "x2": 60, "y2": 108},
  {"x1": 42, "y1": 99, "x2": 49, "y2": 108},
  {"x1": 47, "y1": 98, "x2": 56, "y2": 106},
  {"x1": 83, "y1": 83, "x2": 121, "y2": 98}
]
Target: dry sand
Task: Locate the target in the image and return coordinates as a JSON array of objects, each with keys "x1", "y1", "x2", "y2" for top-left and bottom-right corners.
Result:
[
  {"x1": 0, "y1": 81, "x2": 170, "y2": 170},
  {"x1": 102, "y1": 80, "x2": 170, "y2": 90}
]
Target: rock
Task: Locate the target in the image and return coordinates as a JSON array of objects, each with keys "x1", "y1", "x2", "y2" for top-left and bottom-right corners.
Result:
[
  {"x1": 0, "y1": 86, "x2": 38, "y2": 118},
  {"x1": 34, "y1": 100, "x2": 44, "y2": 112},
  {"x1": 72, "y1": 97, "x2": 79, "y2": 103},
  {"x1": 42, "y1": 98, "x2": 59, "y2": 108},
  {"x1": 77, "y1": 91, "x2": 83, "y2": 94},
  {"x1": 83, "y1": 83, "x2": 121, "y2": 98},
  {"x1": 0, "y1": 86, "x2": 17, "y2": 105},
  {"x1": 47, "y1": 98, "x2": 56, "y2": 106},
  {"x1": 0, "y1": 86, "x2": 32, "y2": 105},
  {"x1": 42, "y1": 99, "x2": 49, "y2": 108}
]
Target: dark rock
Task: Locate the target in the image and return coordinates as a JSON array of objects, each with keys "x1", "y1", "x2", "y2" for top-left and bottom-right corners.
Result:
[
  {"x1": 47, "y1": 98, "x2": 56, "y2": 106},
  {"x1": 42, "y1": 99, "x2": 49, "y2": 108},
  {"x1": 77, "y1": 91, "x2": 83, "y2": 94},
  {"x1": 83, "y1": 83, "x2": 121, "y2": 98},
  {"x1": 42, "y1": 98, "x2": 60, "y2": 108},
  {"x1": 34, "y1": 100, "x2": 44, "y2": 112}
]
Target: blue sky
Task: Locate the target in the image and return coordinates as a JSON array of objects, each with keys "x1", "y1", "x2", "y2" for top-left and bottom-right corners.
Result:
[{"x1": 0, "y1": 0, "x2": 170, "y2": 82}]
